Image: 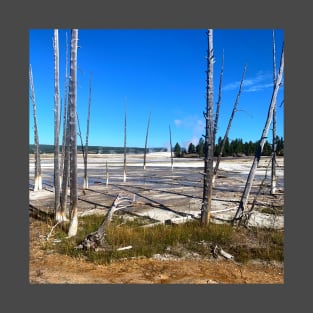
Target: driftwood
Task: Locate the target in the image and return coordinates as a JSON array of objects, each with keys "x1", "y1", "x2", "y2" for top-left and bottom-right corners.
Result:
[
  {"x1": 75, "y1": 194, "x2": 132, "y2": 250},
  {"x1": 211, "y1": 244, "x2": 234, "y2": 260}
]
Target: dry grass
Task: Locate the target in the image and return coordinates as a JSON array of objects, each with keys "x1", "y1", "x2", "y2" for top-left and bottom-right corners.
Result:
[
  {"x1": 29, "y1": 217, "x2": 284, "y2": 284},
  {"x1": 39, "y1": 214, "x2": 283, "y2": 265}
]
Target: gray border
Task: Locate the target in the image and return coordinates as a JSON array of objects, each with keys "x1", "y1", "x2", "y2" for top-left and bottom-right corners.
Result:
[{"x1": 2, "y1": 0, "x2": 312, "y2": 311}]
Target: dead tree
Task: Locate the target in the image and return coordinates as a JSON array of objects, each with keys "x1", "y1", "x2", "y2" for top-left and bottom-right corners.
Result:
[
  {"x1": 169, "y1": 125, "x2": 174, "y2": 171},
  {"x1": 29, "y1": 64, "x2": 42, "y2": 191},
  {"x1": 83, "y1": 72, "x2": 92, "y2": 189},
  {"x1": 233, "y1": 42, "x2": 284, "y2": 224},
  {"x1": 213, "y1": 49, "x2": 224, "y2": 145},
  {"x1": 76, "y1": 194, "x2": 132, "y2": 250},
  {"x1": 143, "y1": 112, "x2": 151, "y2": 170},
  {"x1": 123, "y1": 110, "x2": 127, "y2": 182},
  {"x1": 60, "y1": 31, "x2": 69, "y2": 188},
  {"x1": 212, "y1": 64, "x2": 247, "y2": 184},
  {"x1": 59, "y1": 101, "x2": 70, "y2": 222},
  {"x1": 201, "y1": 29, "x2": 214, "y2": 226},
  {"x1": 76, "y1": 111, "x2": 85, "y2": 160},
  {"x1": 67, "y1": 29, "x2": 79, "y2": 237},
  {"x1": 53, "y1": 29, "x2": 61, "y2": 218},
  {"x1": 59, "y1": 32, "x2": 70, "y2": 222},
  {"x1": 271, "y1": 30, "x2": 277, "y2": 195}
]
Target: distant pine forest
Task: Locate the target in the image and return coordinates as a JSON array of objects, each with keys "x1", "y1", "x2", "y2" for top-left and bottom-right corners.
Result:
[
  {"x1": 29, "y1": 144, "x2": 167, "y2": 155},
  {"x1": 29, "y1": 136, "x2": 284, "y2": 157}
]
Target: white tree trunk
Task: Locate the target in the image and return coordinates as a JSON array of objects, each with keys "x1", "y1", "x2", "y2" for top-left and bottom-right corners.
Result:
[
  {"x1": 233, "y1": 43, "x2": 284, "y2": 222},
  {"x1": 213, "y1": 64, "x2": 246, "y2": 185},
  {"x1": 169, "y1": 125, "x2": 174, "y2": 172},
  {"x1": 143, "y1": 113, "x2": 151, "y2": 170},
  {"x1": 123, "y1": 111, "x2": 127, "y2": 182},
  {"x1": 67, "y1": 29, "x2": 79, "y2": 237},
  {"x1": 271, "y1": 30, "x2": 277, "y2": 195},
  {"x1": 29, "y1": 64, "x2": 42, "y2": 191},
  {"x1": 53, "y1": 29, "x2": 61, "y2": 217},
  {"x1": 201, "y1": 29, "x2": 214, "y2": 226}
]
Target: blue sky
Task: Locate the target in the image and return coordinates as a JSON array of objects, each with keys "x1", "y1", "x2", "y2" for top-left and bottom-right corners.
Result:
[{"x1": 29, "y1": 29, "x2": 284, "y2": 150}]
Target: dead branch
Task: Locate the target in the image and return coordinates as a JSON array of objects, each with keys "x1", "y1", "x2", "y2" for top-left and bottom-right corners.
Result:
[
  {"x1": 75, "y1": 194, "x2": 132, "y2": 250},
  {"x1": 211, "y1": 244, "x2": 234, "y2": 260}
]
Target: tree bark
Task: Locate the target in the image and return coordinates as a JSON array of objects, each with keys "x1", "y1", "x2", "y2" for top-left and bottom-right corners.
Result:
[
  {"x1": 59, "y1": 106, "x2": 70, "y2": 222},
  {"x1": 59, "y1": 33, "x2": 70, "y2": 222},
  {"x1": 67, "y1": 29, "x2": 79, "y2": 237},
  {"x1": 60, "y1": 31, "x2": 69, "y2": 189},
  {"x1": 271, "y1": 30, "x2": 277, "y2": 195},
  {"x1": 201, "y1": 29, "x2": 214, "y2": 226},
  {"x1": 29, "y1": 64, "x2": 42, "y2": 191},
  {"x1": 233, "y1": 43, "x2": 284, "y2": 223},
  {"x1": 143, "y1": 112, "x2": 151, "y2": 170},
  {"x1": 212, "y1": 64, "x2": 246, "y2": 184},
  {"x1": 53, "y1": 29, "x2": 61, "y2": 218}
]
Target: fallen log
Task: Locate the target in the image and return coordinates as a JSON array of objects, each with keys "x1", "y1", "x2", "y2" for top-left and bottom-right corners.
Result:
[
  {"x1": 75, "y1": 194, "x2": 132, "y2": 250},
  {"x1": 211, "y1": 244, "x2": 234, "y2": 260}
]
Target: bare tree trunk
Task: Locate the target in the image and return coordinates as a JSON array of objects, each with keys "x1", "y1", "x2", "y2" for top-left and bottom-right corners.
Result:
[
  {"x1": 212, "y1": 64, "x2": 246, "y2": 184},
  {"x1": 213, "y1": 49, "x2": 224, "y2": 145},
  {"x1": 60, "y1": 99, "x2": 67, "y2": 185},
  {"x1": 59, "y1": 106, "x2": 70, "y2": 222},
  {"x1": 83, "y1": 72, "x2": 92, "y2": 189},
  {"x1": 59, "y1": 32, "x2": 70, "y2": 222},
  {"x1": 233, "y1": 43, "x2": 284, "y2": 223},
  {"x1": 60, "y1": 31, "x2": 69, "y2": 188},
  {"x1": 201, "y1": 29, "x2": 214, "y2": 226},
  {"x1": 169, "y1": 125, "x2": 174, "y2": 171},
  {"x1": 29, "y1": 64, "x2": 42, "y2": 191},
  {"x1": 53, "y1": 29, "x2": 61, "y2": 218},
  {"x1": 68, "y1": 29, "x2": 79, "y2": 237},
  {"x1": 143, "y1": 112, "x2": 151, "y2": 170},
  {"x1": 271, "y1": 30, "x2": 277, "y2": 195},
  {"x1": 76, "y1": 111, "x2": 85, "y2": 162},
  {"x1": 123, "y1": 110, "x2": 127, "y2": 182}
]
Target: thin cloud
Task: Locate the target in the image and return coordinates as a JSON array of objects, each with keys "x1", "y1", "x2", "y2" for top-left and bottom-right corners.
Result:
[
  {"x1": 244, "y1": 83, "x2": 273, "y2": 92},
  {"x1": 223, "y1": 71, "x2": 273, "y2": 93},
  {"x1": 174, "y1": 116, "x2": 204, "y2": 135},
  {"x1": 174, "y1": 119, "x2": 183, "y2": 127}
]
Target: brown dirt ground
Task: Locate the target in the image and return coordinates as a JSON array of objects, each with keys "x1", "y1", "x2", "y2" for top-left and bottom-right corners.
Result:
[{"x1": 29, "y1": 217, "x2": 284, "y2": 284}]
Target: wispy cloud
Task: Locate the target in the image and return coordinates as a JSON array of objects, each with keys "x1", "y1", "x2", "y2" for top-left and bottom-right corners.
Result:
[
  {"x1": 174, "y1": 119, "x2": 183, "y2": 127},
  {"x1": 244, "y1": 83, "x2": 273, "y2": 92},
  {"x1": 174, "y1": 116, "x2": 204, "y2": 131},
  {"x1": 223, "y1": 71, "x2": 273, "y2": 93}
]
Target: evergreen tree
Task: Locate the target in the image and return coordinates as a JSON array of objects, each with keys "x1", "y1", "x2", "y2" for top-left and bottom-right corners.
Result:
[
  {"x1": 188, "y1": 142, "x2": 196, "y2": 154},
  {"x1": 174, "y1": 142, "x2": 182, "y2": 157},
  {"x1": 262, "y1": 140, "x2": 272, "y2": 156},
  {"x1": 196, "y1": 137, "x2": 205, "y2": 157},
  {"x1": 214, "y1": 136, "x2": 223, "y2": 156}
]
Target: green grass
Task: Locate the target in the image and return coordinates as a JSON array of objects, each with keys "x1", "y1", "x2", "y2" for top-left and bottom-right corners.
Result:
[{"x1": 45, "y1": 215, "x2": 284, "y2": 265}]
